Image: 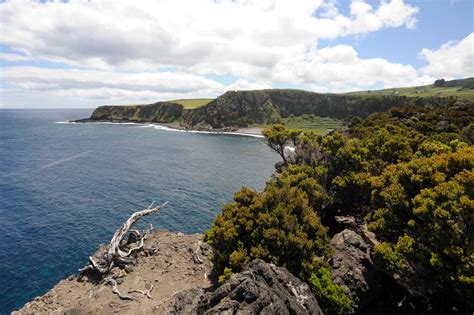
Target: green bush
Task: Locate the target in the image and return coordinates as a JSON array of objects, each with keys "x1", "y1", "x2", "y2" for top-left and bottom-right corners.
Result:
[
  {"x1": 368, "y1": 148, "x2": 474, "y2": 303},
  {"x1": 205, "y1": 181, "x2": 332, "y2": 278},
  {"x1": 207, "y1": 101, "x2": 473, "y2": 312},
  {"x1": 309, "y1": 267, "x2": 354, "y2": 314},
  {"x1": 204, "y1": 175, "x2": 354, "y2": 313}
]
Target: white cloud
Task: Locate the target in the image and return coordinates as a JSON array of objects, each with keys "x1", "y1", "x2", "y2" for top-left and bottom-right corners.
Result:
[
  {"x1": 1, "y1": 0, "x2": 445, "y2": 107},
  {"x1": 0, "y1": 52, "x2": 32, "y2": 62},
  {"x1": 226, "y1": 79, "x2": 272, "y2": 91},
  {"x1": 0, "y1": 0, "x2": 419, "y2": 72},
  {"x1": 420, "y1": 33, "x2": 474, "y2": 79},
  {"x1": 1, "y1": 67, "x2": 223, "y2": 93},
  {"x1": 0, "y1": 67, "x2": 225, "y2": 105},
  {"x1": 0, "y1": 66, "x2": 270, "y2": 107}
]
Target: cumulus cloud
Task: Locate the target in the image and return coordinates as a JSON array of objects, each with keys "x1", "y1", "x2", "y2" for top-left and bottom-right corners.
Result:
[
  {"x1": 0, "y1": 67, "x2": 225, "y2": 101},
  {"x1": 0, "y1": 0, "x2": 419, "y2": 72},
  {"x1": 226, "y1": 79, "x2": 273, "y2": 91},
  {"x1": 1, "y1": 0, "x2": 447, "y2": 107},
  {"x1": 420, "y1": 33, "x2": 474, "y2": 79},
  {"x1": 0, "y1": 66, "x2": 272, "y2": 104}
]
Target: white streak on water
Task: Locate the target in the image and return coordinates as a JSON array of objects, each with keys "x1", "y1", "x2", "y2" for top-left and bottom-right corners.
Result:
[
  {"x1": 38, "y1": 152, "x2": 90, "y2": 171},
  {"x1": 2, "y1": 151, "x2": 90, "y2": 178}
]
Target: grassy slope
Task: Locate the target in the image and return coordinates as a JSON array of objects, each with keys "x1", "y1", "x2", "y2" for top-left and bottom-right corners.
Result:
[
  {"x1": 349, "y1": 82, "x2": 474, "y2": 100},
  {"x1": 169, "y1": 98, "x2": 214, "y2": 109},
  {"x1": 257, "y1": 79, "x2": 473, "y2": 133},
  {"x1": 91, "y1": 78, "x2": 473, "y2": 134},
  {"x1": 256, "y1": 115, "x2": 342, "y2": 134}
]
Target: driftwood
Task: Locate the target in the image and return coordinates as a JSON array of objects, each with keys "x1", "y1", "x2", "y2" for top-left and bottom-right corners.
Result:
[
  {"x1": 193, "y1": 240, "x2": 204, "y2": 264},
  {"x1": 129, "y1": 284, "x2": 154, "y2": 299},
  {"x1": 104, "y1": 278, "x2": 134, "y2": 300},
  {"x1": 79, "y1": 201, "x2": 168, "y2": 281}
]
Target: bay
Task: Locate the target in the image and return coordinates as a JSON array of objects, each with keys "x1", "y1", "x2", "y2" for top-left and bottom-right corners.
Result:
[{"x1": 0, "y1": 109, "x2": 277, "y2": 312}]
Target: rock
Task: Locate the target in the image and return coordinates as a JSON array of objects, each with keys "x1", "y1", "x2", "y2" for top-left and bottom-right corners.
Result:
[
  {"x1": 167, "y1": 259, "x2": 323, "y2": 315},
  {"x1": 334, "y1": 216, "x2": 357, "y2": 229},
  {"x1": 330, "y1": 229, "x2": 382, "y2": 309},
  {"x1": 274, "y1": 161, "x2": 288, "y2": 173}
]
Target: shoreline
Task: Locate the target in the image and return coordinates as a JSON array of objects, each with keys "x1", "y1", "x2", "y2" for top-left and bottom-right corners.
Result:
[
  {"x1": 61, "y1": 119, "x2": 264, "y2": 138},
  {"x1": 14, "y1": 230, "x2": 214, "y2": 314}
]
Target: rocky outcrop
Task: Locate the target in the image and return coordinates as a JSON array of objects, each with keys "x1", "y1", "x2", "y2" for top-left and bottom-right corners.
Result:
[
  {"x1": 76, "y1": 81, "x2": 468, "y2": 129},
  {"x1": 14, "y1": 234, "x2": 323, "y2": 315},
  {"x1": 181, "y1": 89, "x2": 411, "y2": 128},
  {"x1": 330, "y1": 228, "x2": 383, "y2": 309},
  {"x1": 90, "y1": 101, "x2": 183, "y2": 123},
  {"x1": 167, "y1": 259, "x2": 323, "y2": 315}
]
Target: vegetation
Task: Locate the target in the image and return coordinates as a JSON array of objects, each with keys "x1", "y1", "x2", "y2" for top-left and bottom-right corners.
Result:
[
  {"x1": 259, "y1": 114, "x2": 342, "y2": 134},
  {"x1": 204, "y1": 180, "x2": 351, "y2": 314},
  {"x1": 350, "y1": 77, "x2": 474, "y2": 100},
  {"x1": 262, "y1": 124, "x2": 300, "y2": 165},
  {"x1": 309, "y1": 267, "x2": 354, "y2": 314},
  {"x1": 368, "y1": 148, "x2": 473, "y2": 304},
  {"x1": 91, "y1": 102, "x2": 183, "y2": 123},
  {"x1": 205, "y1": 96, "x2": 473, "y2": 313},
  {"x1": 168, "y1": 98, "x2": 213, "y2": 109},
  {"x1": 184, "y1": 79, "x2": 473, "y2": 128},
  {"x1": 89, "y1": 78, "x2": 473, "y2": 132}
]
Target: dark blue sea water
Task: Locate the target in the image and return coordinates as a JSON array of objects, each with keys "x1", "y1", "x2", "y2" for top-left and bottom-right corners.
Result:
[{"x1": 0, "y1": 109, "x2": 277, "y2": 313}]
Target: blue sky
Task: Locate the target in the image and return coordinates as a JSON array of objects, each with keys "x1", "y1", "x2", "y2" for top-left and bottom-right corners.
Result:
[
  {"x1": 0, "y1": 0, "x2": 473, "y2": 108},
  {"x1": 322, "y1": 0, "x2": 473, "y2": 66}
]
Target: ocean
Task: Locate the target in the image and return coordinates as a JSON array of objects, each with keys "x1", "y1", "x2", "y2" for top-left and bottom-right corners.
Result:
[{"x1": 0, "y1": 109, "x2": 277, "y2": 313}]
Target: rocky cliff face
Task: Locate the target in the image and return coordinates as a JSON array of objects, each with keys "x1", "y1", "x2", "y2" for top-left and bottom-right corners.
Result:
[
  {"x1": 180, "y1": 89, "x2": 413, "y2": 128},
  {"x1": 91, "y1": 101, "x2": 183, "y2": 123},
  {"x1": 168, "y1": 259, "x2": 323, "y2": 315},
  {"x1": 80, "y1": 88, "x2": 460, "y2": 129},
  {"x1": 181, "y1": 90, "x2": 275, "y2": 128}
]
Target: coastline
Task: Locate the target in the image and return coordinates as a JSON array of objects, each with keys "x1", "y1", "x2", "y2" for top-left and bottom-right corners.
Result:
[
  {"x1": 62, "y1": 119, "x2": 264, "y2": 138},
  {"x1": 14, "y1": 230, "x2": 214, "y2": 314}
]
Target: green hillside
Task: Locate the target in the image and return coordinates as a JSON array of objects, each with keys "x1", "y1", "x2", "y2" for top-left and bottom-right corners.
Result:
[
  {"x1": 86, "y1": 78, "x2": 474, "y2": 130},
  {"x1": 350, "y1": 78, "x2": 474, "y2": 100},
  {"x1": 168, "y1": 98, "x2": 213, "y2": 109}
]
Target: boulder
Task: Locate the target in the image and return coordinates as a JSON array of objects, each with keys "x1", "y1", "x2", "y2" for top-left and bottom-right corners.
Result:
[
  {"x1": 330, "y1": 229, "x2": 383, "y2": 309},
  {"x1": 167, "y1": 259, "x2": 323, "y2": 314}
]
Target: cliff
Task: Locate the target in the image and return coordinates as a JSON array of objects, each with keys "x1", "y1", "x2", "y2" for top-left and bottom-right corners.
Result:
[
  {"x1": 14, "y1": 231, "x2": 213, "y2": 314},
  {"x1": 90, "y1": 101, "x2": 183, "y2": 123},
  {"x1": 79, "y1": 77, "x2": 474, "y2": 129},
  {"x1": 180, "y1": 89, "x2": 414, "y2": 128},
  {"x1": 14, "y1": 231, "x2": 324, "y2": 314}
]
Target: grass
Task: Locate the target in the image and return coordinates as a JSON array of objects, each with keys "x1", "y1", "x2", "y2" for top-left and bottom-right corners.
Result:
[
  {"x1": 257, "y1": 114, "x2": 343, "y2": 135},
  {"x1": 349, "y1": 84, "x2": 474, "y2": 100},
  {"x1": 169, "y1": 98, "x2": 214, "y2": 109}
]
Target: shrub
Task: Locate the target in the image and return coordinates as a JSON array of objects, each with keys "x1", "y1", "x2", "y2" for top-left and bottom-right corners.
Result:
[
  {"x1": 205, "y1": 181, "x2": 332, "y2": 278},
  {"x1": 204, "y1": 176, "x2": 354, "y2": 313},
  {"x1": 309, "y1": 267, "x2": 354, "y2": 314},
  {"x1": 367, "y1": 148, "x2": 474, "y2": 304}
]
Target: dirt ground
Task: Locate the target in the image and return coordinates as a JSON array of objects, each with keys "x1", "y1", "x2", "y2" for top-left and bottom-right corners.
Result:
[{"x1": 13, "y1": 231, "x2": 213, "y2": 315}]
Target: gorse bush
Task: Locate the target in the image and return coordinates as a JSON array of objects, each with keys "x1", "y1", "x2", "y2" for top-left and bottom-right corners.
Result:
[
  {"x1": 309, "y1": 267, "x2": 354, "y2": 315},
  {"x1": 204, "y1": 178, "x2": 353, "y2": 314},
  {"x1": 206, "y1": 102, "x2": 473, "y2": 313},
  {"x1": 368, "y1": 147, "x2": 474, "y2": 304},
  {"x1": 205, "y1": 183, "x2": 332, "y2": 277}
]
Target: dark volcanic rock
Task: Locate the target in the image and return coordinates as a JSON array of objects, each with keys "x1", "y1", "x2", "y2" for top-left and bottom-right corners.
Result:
[
  {"x1": 330, "y1": 229, "x2": 382, "y2": 309},
  {"x1": 167, "y1": 259, "x2": 323, "y2": 315}
]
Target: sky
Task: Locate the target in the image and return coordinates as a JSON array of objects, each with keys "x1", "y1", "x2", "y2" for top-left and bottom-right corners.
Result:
[{"x1": 0, "y1": 0, "x2": 473, "y2": 109}]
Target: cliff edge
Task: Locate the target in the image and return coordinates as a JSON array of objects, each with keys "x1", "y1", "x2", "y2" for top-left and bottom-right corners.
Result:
[{"x1": 14, "y1": 231, "x2": 322, "y2": 315}]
